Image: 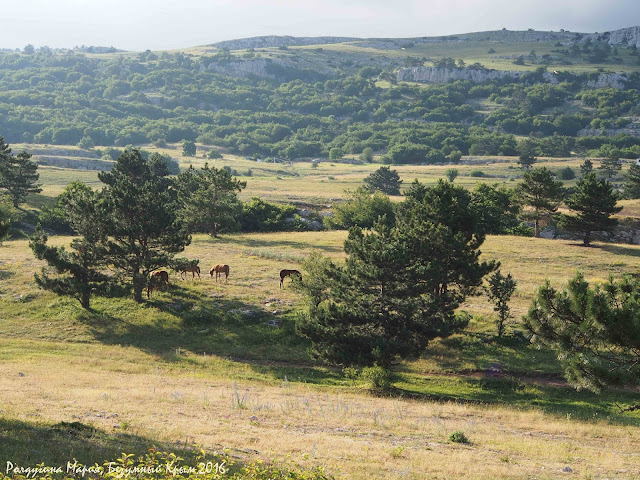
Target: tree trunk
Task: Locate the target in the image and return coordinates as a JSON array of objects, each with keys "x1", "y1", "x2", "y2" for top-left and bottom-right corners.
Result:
[
  {"x1": 584, "y1": 230, "x2": 591, "y2": 247},
  {"x1": 81, "y1": 290, "x2": 90, "y2": 309},
  {"x1": 133, "y1": 273, "x2": 145, "y2": 303},
  {"x1": 534, "y1": 218, "x2": 539, "y2": 238}
]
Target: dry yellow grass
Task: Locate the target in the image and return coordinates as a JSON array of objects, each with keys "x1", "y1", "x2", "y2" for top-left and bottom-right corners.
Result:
[{"x1": 1, "y1": 346, "x2": 639, "y2": 480}]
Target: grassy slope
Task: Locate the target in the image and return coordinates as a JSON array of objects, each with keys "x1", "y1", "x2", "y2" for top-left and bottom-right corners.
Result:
[{"x1": 1, "y1": 228, "x2": 640, "y2": 479}]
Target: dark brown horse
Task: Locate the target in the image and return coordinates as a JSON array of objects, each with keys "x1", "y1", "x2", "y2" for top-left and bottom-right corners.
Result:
[
  {"x1": 280, "y1": 269, "x2": 302, "y2": 288},
  {"x1": 209, "y1": 264, "x2": 230, "y2": 283},
  {"x1": 180, "y1": 265, "x2": 200, "y2": 280},
  {"x1": 147, "y1": 270, "x2": 169, "y2": 298}
]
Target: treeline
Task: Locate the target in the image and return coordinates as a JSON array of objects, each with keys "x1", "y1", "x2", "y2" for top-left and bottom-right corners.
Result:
[{"x1": 1, "y1": 50, "x2": 640, "y2": 163}]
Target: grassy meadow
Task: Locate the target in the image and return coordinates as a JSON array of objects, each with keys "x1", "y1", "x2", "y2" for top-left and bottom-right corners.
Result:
[{"x1": 1, "y1": 149, "x2": 640, "y2": 479}]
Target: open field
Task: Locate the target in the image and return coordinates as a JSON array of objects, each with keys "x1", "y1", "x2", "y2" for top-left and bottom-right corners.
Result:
[
  {"x1": 15, "y1": 142, "x2": 640, "y2": 214},
  {"x1": 1, "y1": 230, "x2": 640, "y2": 479}
]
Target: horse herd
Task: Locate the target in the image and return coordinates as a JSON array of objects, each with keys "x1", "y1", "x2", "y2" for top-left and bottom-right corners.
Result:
[{"x1": 146, "y1": 265, "x2": 302, "y2": 298}]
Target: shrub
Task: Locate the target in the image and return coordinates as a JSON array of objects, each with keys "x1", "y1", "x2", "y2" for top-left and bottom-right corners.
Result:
[
  {"x1": 207, "y1": 149, "x2": 223, "y2": 159},
  {"x1": 359, "y1": 366, "x2": 391, "y2": 391},
  {"x1": 449, "y1": 431, "x2": 469, "y2": 443},
  {"x1": 557, "y1": 166, "x2": 576, "y2": 180},
  {"x1": 470, "y1": 170, "x2": 485, "y2": 177}
]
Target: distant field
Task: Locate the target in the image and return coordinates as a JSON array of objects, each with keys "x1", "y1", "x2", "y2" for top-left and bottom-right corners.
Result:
[
  {"x1": 18, "y1": 142, "x2": 640, "y2": 214},
  {"x1": 298, "y1": 40, "x2": 640, "y2": 74}
]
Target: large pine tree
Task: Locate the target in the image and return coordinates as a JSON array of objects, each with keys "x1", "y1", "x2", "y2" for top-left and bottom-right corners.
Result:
[
  {"x1": 99, "y1": 149, "x2": 191, "y2": 302},
  {"x1": 0, "y1": 137, "x2": 42, "y2": 207},
  {"x1": 560, "y1": 172, "x2": 622, "y2": 246},
  {"x1": 297, "y1": 180, "x2": 495, "y2": 368}
]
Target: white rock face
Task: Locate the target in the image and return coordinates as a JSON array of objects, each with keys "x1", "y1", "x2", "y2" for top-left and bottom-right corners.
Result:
[
  {"x1": 396, "y1": 67, "x2": 629, "y2": 89},
  {"x1": 585, "y1": 73, "x2": 629, "y2": 89},
  {"x1": 584, "y1": 26, "x2": 640, "y2": 48},
  {"x1": 396, "y1": 67, "x2": 561, "y2": 84}
]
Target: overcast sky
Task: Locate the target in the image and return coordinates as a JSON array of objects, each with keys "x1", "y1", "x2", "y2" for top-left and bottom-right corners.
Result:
[{"x1": 4, "y1": 0, "x2": 640, "y2": 51}]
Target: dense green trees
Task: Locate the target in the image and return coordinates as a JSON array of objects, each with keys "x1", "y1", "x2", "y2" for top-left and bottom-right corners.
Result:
[
  {"x1": 560, "y1": 172, "x2": 622, "y2": 246},
  {"x1": 0, "y1": 50, "x2": 638, "y2": 164},
  {"x1": 526, "y1": 273, "x2": 640, "y2": 405}
]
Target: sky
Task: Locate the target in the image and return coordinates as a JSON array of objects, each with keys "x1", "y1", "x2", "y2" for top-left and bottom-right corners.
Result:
[{"x1": 3, "y1": 0, "x2": 640, "y2": 52}]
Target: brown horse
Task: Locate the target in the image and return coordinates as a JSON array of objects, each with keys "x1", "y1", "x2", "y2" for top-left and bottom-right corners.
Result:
[
  {"x1": 180, "y1": 265, "x2": 200, "y2": 280},
  {"x1": 209, "y1": 264, "x2": 230, "y2": 283},
  {"x1": 280, "y1": 269, "x2": 302, "y2": 288},
  {"x1": 147, "y1": 270, "x2": 169, "y2": 298}
]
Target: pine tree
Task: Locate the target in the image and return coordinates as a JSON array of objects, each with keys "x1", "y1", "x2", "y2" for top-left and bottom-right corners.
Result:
[
  {"x1": 297, "y1": 180, "x2": 496, "y2": 369},
  {"x1": 525, "y1": 273, "x2": 640, "y2": 410},
  {"x1": 487, "y1": 270, "x2": 517, "y2": 337},
  {"x1": 30, "y1": 183, "x2": 109, "y2": 309},
  {"x1": 624, "y1": 162, "x2": 640, "y2": 199},
  {"x1": 598, "y1": 145, "x2": 622, "y2": 179},
  {"x1": 517, "y1": 167, "x2": 564, "y2": 237},
  {"x1": 0, "y1": 137, "x2": 42, "y2": 207},
  {"x1": 579, "y1": 159, "x2": 593, "y2": 177},
  {"x1": 177, "y1": 163, "x2": 246, "y2": 237},
  {"x1": 363, "y1": 166, "x2": 403, "y2": 195},
  {"x1": 98, "y1": 149, "x2": 191, "y2": 302},
  {"x1": 517, "y1": 139, "x2": 537, "y2": 170},
  {"x1": 560, "y1": 172, "x2": 622, "y2": 246}
]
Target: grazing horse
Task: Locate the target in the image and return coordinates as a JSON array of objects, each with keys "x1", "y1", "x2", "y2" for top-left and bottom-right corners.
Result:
[
  {"x1": 180, "y1": 265, "x2": 200, "y2": 280},
  {"x1": 209, "y1": 264, "x2": 230, "y2": 283},
  {"x1": 147, "y1": 270, "x2": 169, "y2": 298},
  {"x1": 280, "y1": 269, "x2": 302, "y2": 288}
]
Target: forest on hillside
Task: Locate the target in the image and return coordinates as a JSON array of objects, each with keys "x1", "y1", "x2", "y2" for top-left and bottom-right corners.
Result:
[{"x1": 1, "y1": 46, "x2": 640, "y2": 163}]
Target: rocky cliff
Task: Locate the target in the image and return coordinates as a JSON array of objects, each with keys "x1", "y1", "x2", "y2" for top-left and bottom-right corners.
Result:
[
  {"x1": 396, "y1": 66, "x2": 629, "y2": 89},
  {"x1": 584, "y1": 26, "x2": 640, "y2": 48},
  {"x1": 396, "y1": 66, "x2": 557, "y2": 84}
]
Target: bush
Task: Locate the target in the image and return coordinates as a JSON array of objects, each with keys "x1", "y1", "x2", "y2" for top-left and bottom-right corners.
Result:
[
  {"x1": 359, "y1": 366, "x2": 391, "y2": 391},
  {"x1": 239, "y1": 197, "x2": 297, "y2": 232},
  {"x1": 557, "y1": 166, "x2": 576, "y2": 180},
  {"x1": 207, "y1": 149, "x2": 223, "y2": 159},
  {"x1": 470, "y1": 170, "x2": 485, "y2": 177},
  {"x1": 449, "y1": 431, "x2": 469, "y2": 443}
]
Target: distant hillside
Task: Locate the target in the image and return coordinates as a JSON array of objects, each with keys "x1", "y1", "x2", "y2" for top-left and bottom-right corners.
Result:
[{"x1": 209, "y1": 27, "x2": 640, "y2": 52}]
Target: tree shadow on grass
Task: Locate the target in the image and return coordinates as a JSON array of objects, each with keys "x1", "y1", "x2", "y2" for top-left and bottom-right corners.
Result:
[
  {"x1": 214, "y1": 236, "x2": 341, "y2": 255},
  {"x1": 78, "y1": 286, "x2": 312, "y2": 369},
  {"x1": 0, "y1": 417, "x2": 204, "y2": 467},
  {"x1": 598, "y1": 243, "x2": 640, "y2": 257},
  {"x1": 390, "y1": 373, "x2": 640, "y2": 426}
]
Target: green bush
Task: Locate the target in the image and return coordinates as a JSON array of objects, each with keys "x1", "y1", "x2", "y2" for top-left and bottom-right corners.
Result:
[
  {"x1": 470, "y1": 170, "x2": 485, "y2": 177},
  {"x1": 239, "y1": 197, "x2": 297, "y2": 232},
  {"x1": 449, "y1": 431, "x2": 469, "y2": 443},
  {"x1": 359, "y1": 366, "x2": 391, "y2": 391},
  {"x1": 557, "y1": 166, "x2": 576, "y2": 180}
]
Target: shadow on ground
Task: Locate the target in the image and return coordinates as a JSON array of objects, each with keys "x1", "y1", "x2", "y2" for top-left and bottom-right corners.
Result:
[{"x1": 0, "y1": 417, "x2": 204, "y2": 466}]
